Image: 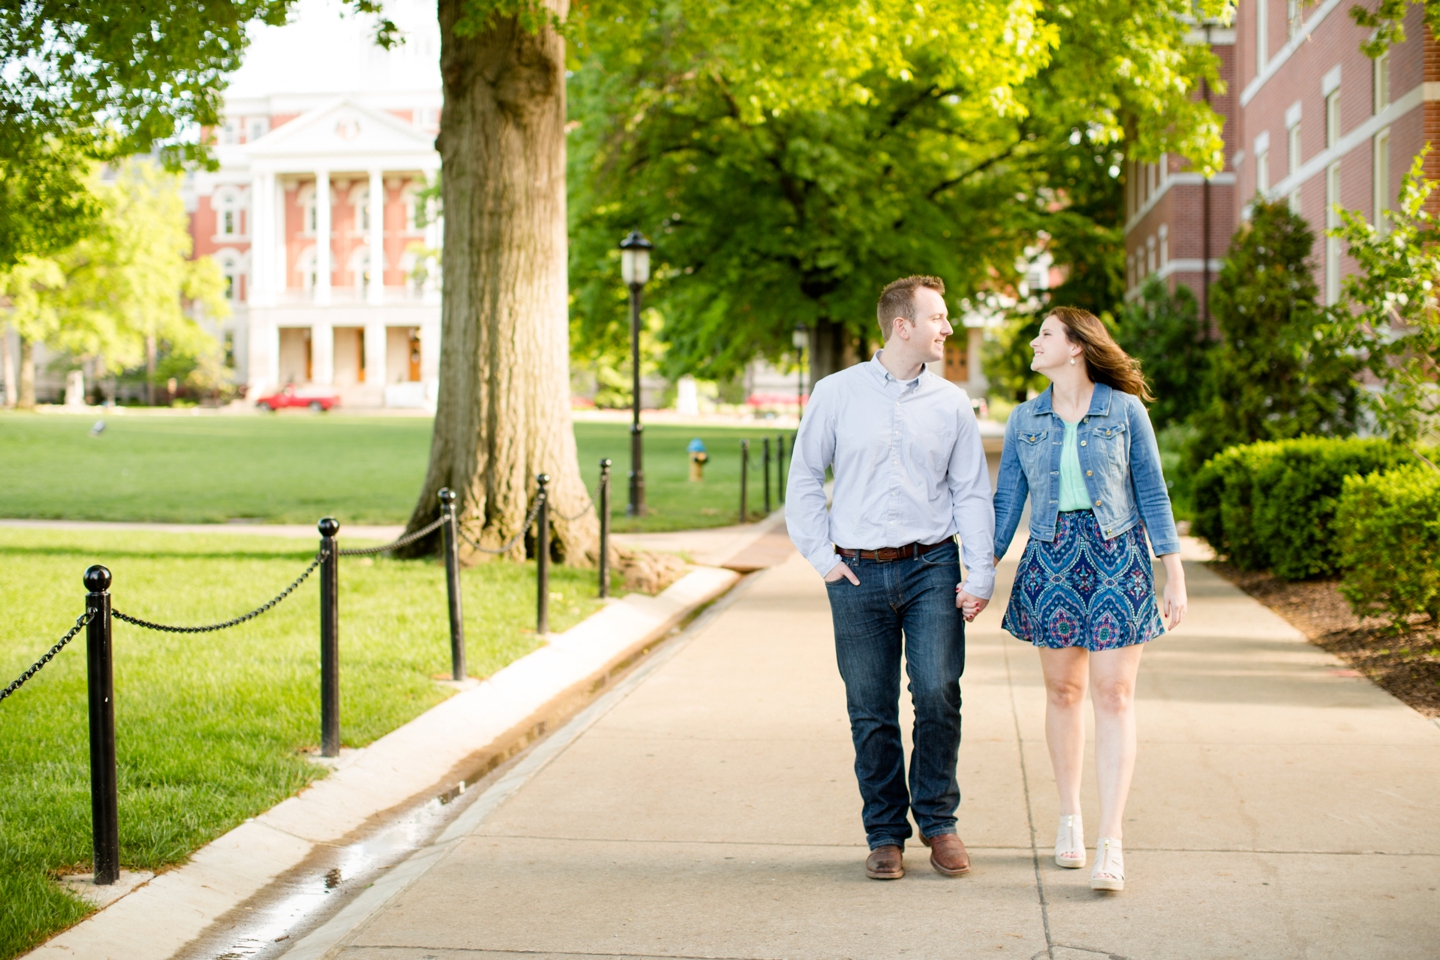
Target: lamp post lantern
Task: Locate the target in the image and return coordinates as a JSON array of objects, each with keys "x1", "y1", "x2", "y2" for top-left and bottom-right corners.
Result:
[
  {"x1": 620, "y1": 230, "x2": 653, "y2": 516},
  {"x1": 792, "y1": 323, "x2": 810, "y2": 420}
]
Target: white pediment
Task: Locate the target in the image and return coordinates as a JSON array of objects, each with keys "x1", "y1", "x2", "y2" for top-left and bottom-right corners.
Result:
[{"x1": 246, "y1": 99, "x2": 435, "y2": 162}]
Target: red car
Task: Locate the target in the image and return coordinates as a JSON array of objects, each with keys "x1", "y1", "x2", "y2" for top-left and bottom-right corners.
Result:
[{"x1": 255, "y1": 385, "x2": 341, "y2": 412}]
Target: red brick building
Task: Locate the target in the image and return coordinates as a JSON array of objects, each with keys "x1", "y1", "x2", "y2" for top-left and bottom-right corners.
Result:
[
  {"x1": 1124, "y1": 1, "x2": 1437, "y2": 315},
  {"x1": 187, "y1": 0, "x2": 444, "y2": 408}
]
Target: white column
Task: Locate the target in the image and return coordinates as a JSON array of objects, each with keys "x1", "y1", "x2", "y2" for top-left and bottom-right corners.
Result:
[
  {"x1": 274, "y1": 177, "x2": 287, "y2": 303},
  {"x1": 367, "y1": 168, "x2": 385, "y2": 305},
  {"x1": 364, "y1": 321, "x2": 387, "y2": 387},
  {"x1": 314, "y1": 170, "x2": 331, "y2": 305},
  {"x1": 247, "y1": 312, "x2": 275, "y2": 398},
  {"x1": 249, "y1": 172, "x2": 271, "y2": 306},
  {"x1": 312, "y1": 321, "x2": 334, "y2": 385}
]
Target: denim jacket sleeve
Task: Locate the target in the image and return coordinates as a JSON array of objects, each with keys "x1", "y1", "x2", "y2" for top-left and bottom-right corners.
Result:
[
  {"x1": 1125, "y1": 396, "x2": 1181, "y2": 556},
  {"x1": 992, "y1": 410, "x2": 1029, "y2": 560}
]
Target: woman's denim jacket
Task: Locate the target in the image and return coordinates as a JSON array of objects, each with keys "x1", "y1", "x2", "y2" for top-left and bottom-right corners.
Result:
[{"x1": 993, "y1": 383, "x2": 1180, "y2": 558}]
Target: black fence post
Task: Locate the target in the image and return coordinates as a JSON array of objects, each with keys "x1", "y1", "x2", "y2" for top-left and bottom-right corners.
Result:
[
  {"x1": 536, "y1": 474, "x2": 550, "y2": 636},
  {"x1": 439, "y1": 489, "x2": 466, "y2": 682},
  {"x1": 318, "y1": 517, "x2": 340, "y2": 758},
  {"x1": 83, "y1": 565, "x2": 118, "y2": 886},
  {"x1": 598, "y1": 459, "x2": 611, "y2": 600},
  {"x1": 763, "y1": 437, "x2": 772, "y2": 515},
  {"x1": 739, "y1": 440, "x2": 749, "y2": 523},
  {"x1": 776, "y1": 433, "x2": 787, "y2": 502}
]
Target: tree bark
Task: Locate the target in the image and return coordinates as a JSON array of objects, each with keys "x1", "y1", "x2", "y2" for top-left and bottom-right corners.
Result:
[
  {"x1": 1, "y1": 325, "x2": 15, "y2": 407},
  {"x1": 17, "y1": 335, "x2": 35, "y2": 409},
  {"x1": 808, "y1": 316, "x2": 864, "y2": 389},
  {"x1": 146, "y1": 333, "x2": 157, "y2": 406},
  {"x1": 402, "y1": 0, "x2": 598, "y2": 565}
]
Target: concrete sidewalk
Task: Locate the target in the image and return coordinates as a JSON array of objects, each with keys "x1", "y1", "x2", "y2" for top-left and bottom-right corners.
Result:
[{"x1": 283, "y1": 546, "x2": 1440, "y2": 960}]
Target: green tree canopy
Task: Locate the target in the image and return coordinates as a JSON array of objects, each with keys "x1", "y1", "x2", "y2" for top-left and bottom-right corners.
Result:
[
  {"x1": 565, "y1": 0, "x2": 1227, "y2": 382},
  {"x1": 1115, "y1": 277, "x2": 1213, "y2": 431},
  {"x1": 1187, "y1": 198, "x2": 1361, "y2": 469}
]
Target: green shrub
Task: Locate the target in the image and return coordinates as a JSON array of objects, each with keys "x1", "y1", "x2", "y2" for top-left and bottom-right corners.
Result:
[
  {"x1": 1336, "y1": 465, "x2": 1440, "y2": 628},
  {"x1": 1191, "y1": 436, "x2": 1410, "y2": 577},
  {"x1": 1191, "y1": 441, "x2": 1282, "y2": 570},
  {"x1": 1250, "y1": 438, "x2": 1411, "y2": 580}
]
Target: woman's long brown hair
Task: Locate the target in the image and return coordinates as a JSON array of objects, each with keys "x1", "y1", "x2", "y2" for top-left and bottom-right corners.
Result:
[{"x1": 1047, "y1": 306, "x2": 1155, "y2": 402}]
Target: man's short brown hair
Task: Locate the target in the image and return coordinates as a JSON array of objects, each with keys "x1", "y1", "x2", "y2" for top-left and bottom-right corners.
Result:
[{"x1": 876, "y1": 275, "x2": 945, "y2": 340}]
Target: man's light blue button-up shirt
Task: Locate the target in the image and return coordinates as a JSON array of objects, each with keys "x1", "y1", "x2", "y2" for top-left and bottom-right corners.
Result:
[{"x1": 785, "y1": 352, "x2": 997, "y2": 599}]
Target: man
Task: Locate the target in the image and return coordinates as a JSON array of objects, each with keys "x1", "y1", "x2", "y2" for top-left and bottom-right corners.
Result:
[{"x1": 786, "y1": 275, "x2": 995, "y2": 880}]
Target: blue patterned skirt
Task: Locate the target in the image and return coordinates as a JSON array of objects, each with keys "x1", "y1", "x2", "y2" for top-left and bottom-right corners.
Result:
[{"x1": 1002, "y1": 511, "x2": 1165, "y2": 651}]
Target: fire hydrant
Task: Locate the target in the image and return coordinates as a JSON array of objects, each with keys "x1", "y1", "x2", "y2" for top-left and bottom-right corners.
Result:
[{"x1": 688, "y1": 438, "x2": 709, "y2": 481}]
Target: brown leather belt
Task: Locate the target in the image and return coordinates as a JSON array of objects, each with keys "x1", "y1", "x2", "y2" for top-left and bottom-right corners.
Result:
[{"x1": 834, "y1": 539, "x2": 951, "y2": 563}]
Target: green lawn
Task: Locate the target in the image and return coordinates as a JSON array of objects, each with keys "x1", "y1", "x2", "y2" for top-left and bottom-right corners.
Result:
[
  {"x1": 0, "y1": 528, "x2": 613, "y2": 959},
  {"x1": 0, "y1": 413, "x2": 791, "y2": 531}
]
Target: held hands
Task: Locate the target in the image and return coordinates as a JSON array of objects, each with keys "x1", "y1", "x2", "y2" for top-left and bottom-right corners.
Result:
[
  {"x1": 956, "y1": 589, "x2": 988, "y2": 622},
  {"x1": 824, "y1": 561, "x2": 860, "y2": 585}
]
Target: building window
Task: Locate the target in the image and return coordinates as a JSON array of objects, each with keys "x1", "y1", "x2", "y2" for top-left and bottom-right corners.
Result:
[
  {"x1": 1257, "y1": 150, "x2": 1270, "y2": 194},
  {"x1": 1326, "y1": 162, "x2": 1341, "y2": 305},
  {"x1": 1326, "y1": 90, "x2": 1340, "y2": 149},
  {"x1": 1374, "y1": 128, "x2": 1391, "y2": 237},
  {"x1": 1374, "y1": 51, "x2": 1390, "y2": 113},
  {"x1": 402, "y1": 183, "x2": 422, "y2": 232},
  {"x1": 214, "y1": 188, "x2": 240, "y2": 237},
  {"x1": 248, "y1": 117, "x2": 269, "y2": 142},
  {"x1": 297, "y1": 246, "x2": 318, "y2": 291},
  {"x1": 1158, "y1": 224, "x2": 1169, "y2": 272},
  {"x1": 221, "y1": 120, "x2": 239, "y2": 145},
  {"x1": 1146, "y1": 234, "x2": 1156, "y2": 275},
  {"x1": 1286, "y1": 0, "x2": 1302, "y2": 38},
  {"x1": 1288, "y1": 122, "x2": 1302, "y2": 178},
  {"x1": 298, "y1": 185, "x2": 318, "y2": 236}
]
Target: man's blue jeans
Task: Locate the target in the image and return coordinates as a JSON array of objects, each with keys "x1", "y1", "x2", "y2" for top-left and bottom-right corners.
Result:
[{"x1": 824, "y1": 540, "x2": 965, "y2": 850}]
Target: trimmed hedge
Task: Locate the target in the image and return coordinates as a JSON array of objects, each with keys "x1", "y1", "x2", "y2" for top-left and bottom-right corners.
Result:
[
  {"x1": 1191, "y1": 437, "x2": 1410, "y2": 579},
  {"x1": 1336, "y1": 465, "x2": 1440, "y2": 629}
]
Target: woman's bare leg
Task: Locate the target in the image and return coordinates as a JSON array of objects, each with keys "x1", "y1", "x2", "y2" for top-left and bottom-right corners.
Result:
[
  {"x1": 1038, "y1": 646, "x2": 1089, "y2": 815},
  {"x1": 1089, "y1": 644, "x2": 1145, "y2": 840}
]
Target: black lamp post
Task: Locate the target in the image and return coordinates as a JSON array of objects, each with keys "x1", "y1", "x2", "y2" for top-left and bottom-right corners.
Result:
[
  {"x1": 792, "y1": 323, "x2": 810, "y2": 420},
  {"x1": 620, "y1": 230, "x2": 653, "y2": 516}
]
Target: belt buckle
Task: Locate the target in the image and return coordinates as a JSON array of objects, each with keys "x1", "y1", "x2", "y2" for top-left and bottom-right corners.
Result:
[{"x1": 876, "y1": 546, "x2": 900, "y2": 562}]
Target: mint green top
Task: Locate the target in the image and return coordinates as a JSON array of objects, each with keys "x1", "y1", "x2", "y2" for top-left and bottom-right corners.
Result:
[{"x1": 1058, "y1": 420, "x2": 1092, "y2": 511}]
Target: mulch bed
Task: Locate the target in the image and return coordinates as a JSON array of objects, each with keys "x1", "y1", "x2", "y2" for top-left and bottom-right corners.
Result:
[{"x1": 1209, "y1": 562, "x2": 1440, "y2": 718}]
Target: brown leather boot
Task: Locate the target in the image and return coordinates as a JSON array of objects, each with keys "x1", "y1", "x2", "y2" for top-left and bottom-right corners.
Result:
[
  {"x1": 865, "y1": 844, "x2": 904, "y2": 880},
  {"x1": 921, "y1": 832, "x2": 971, "y2": 877}
]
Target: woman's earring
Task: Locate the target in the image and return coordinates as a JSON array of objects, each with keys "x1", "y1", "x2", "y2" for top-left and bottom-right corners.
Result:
[{"x1": 1069, "y1": 357, "x2": 1076, "y2": 366}]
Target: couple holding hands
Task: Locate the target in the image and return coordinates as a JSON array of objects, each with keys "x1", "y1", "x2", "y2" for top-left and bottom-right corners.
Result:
[{"x1": 785, "y1": 275, "x2": 1187, "y2": 892}]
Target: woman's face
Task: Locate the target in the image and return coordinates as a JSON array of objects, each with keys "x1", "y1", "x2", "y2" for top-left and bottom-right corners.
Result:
[{"x1": 1029, "y1": 316, "x2": 1081, "y2": 375}]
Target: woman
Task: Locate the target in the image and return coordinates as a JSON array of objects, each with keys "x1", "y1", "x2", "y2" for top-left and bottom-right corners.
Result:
[{"x1": 991, "y1": 306, "x2": 1186, "y2": 892}]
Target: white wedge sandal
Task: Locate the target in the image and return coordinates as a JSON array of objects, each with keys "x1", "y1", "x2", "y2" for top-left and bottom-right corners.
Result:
[
  {"x1": 1054, "y1": 815, "x2": 1085, "y2": 868},
  {"x1": 1090, "y1": 837, "x2": 1125, "y2": 891}
]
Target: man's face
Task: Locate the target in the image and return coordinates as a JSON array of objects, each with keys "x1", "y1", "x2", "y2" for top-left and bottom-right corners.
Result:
[{"x1": 894, "y1": 286, "x2": 953, "y2": 364}]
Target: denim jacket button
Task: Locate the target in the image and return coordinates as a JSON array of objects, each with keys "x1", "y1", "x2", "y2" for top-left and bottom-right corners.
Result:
[
  {"x1": 1094, "y1": 500, "x2": 1102, "y2": 507},
  {"x1": 1086, "y1": 470, "x2": 1093, "y2": 477},
  {"x1": 1080, "y1": 440, "x2": 1087, "y2": 447}
]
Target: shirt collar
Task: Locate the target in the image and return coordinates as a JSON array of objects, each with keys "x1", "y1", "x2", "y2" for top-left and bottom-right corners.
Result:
[
  {"x1": 868, "y1": 350, "x2": 925, "y2": 389},
  {"x1": 1035, "y1": 381, "x2": 1114, "y2": 416}
]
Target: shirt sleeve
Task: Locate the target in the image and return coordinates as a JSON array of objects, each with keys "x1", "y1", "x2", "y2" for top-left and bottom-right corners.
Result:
[
  {"x1": 947, "y1": 398, "x2": 997, "y2": 599},
  {"x1": 785, "y1": 379, "x2": 841, "y2": 577}
]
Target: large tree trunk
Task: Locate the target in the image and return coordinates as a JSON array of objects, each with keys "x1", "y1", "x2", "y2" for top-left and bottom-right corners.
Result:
[
  {"x1": 401, "y1": 0, "x2": 598, "y2": 565},
  {"x1": 145, "y1": 334, "x2": 157, "y2": 406},
  {"x1": 17, "y1": 335, "x2": 35, "y2": 409},
  {"x1": 1, "y1": 325, "x2": 15, "y2": 407},
  {"x1": 808, "y1": 316, "x2": 863, "y2": 390}
]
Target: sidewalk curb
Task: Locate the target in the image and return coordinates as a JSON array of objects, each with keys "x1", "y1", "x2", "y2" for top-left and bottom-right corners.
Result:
[
  {"x1": 278, "y1": 567, "x2": 765, "y2": 960},
  {"x1": 22, "y1": 565, "x2": 742, "y2": 960}
]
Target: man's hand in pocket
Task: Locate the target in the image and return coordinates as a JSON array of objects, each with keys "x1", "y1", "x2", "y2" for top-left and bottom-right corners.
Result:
[{"x1": 824, "y1": 561, "x2": 860, "y2": 585}]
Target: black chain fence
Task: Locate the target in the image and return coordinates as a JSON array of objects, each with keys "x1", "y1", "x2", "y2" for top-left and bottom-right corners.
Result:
[
  {"x1": 0, "y1": 611, "x2": 94, "y2": 704},
  {"x1": 111, "y1": 550, "x2": 328, "y2": 634},
  {"x1": 336, "y1": 515, "x2": 446, "y2": 557},
  {"x1": 459, "y1": 492, "x2": 546, "y2": 555}
]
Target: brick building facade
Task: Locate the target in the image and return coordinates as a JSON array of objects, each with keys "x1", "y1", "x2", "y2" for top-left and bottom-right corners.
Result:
[
  {"x1": 1124, "y1": 0, "x2": 1438, "y2": 316},
  {"x1": 188, "y1": 0, "x2": 444, "y2": 408}
]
